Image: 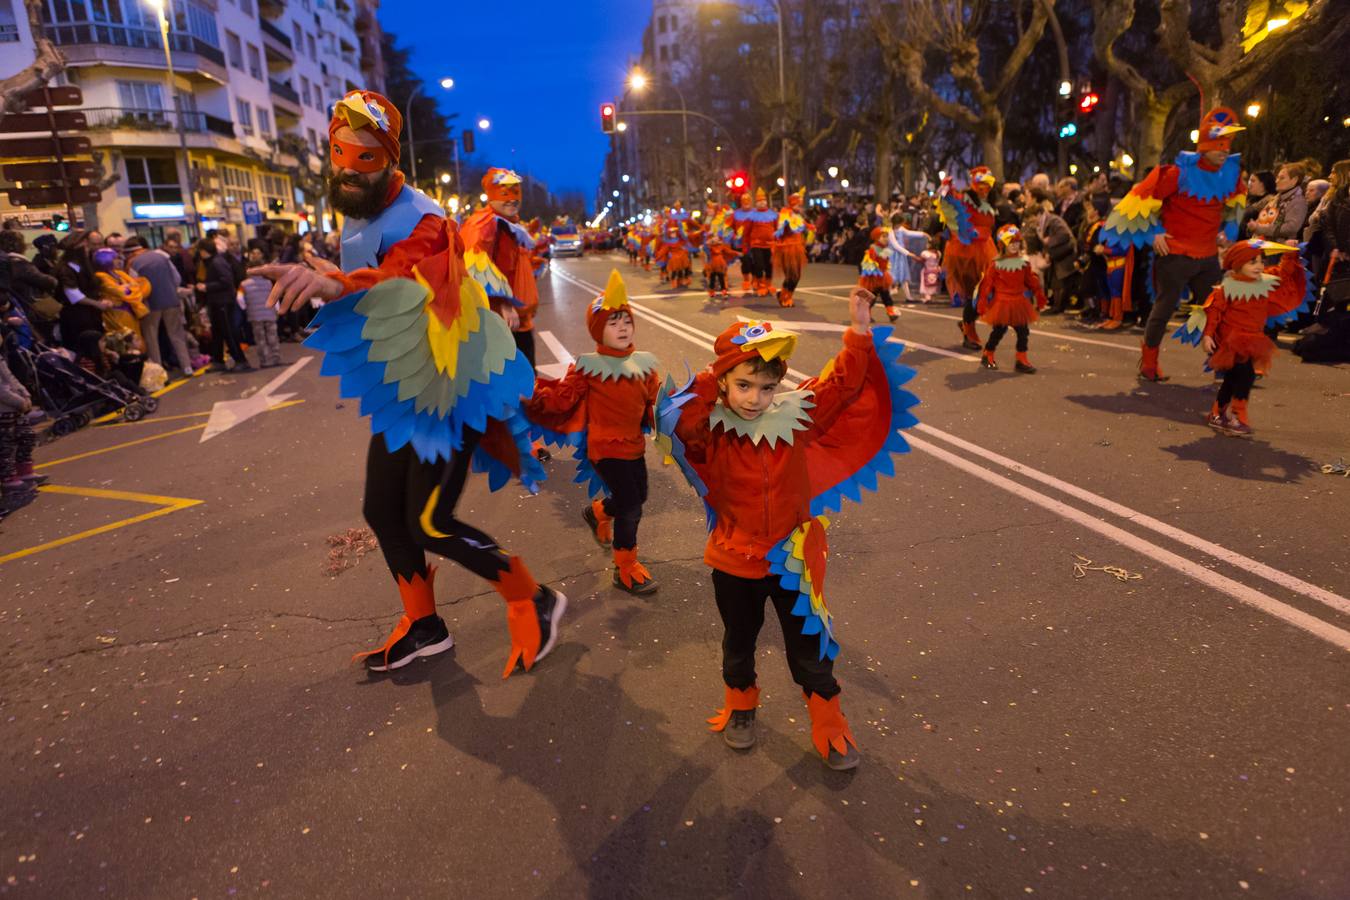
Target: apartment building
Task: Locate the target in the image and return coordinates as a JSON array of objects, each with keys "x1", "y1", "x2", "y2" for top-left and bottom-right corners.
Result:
[{"x1": 0, "y1": 0, "x2": 383, "y2": 241}]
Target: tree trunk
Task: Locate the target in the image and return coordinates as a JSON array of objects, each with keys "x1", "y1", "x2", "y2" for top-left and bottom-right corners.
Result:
[
  {"x1": 980, "y1": 121, "x2": 1004, "y2": 182},
  {"x1": 1136, "y1": 101, "x2": 1169, "y2": 172},
  {"x1": 874, "y1": 125, "x2": 893, "y2": 203}
]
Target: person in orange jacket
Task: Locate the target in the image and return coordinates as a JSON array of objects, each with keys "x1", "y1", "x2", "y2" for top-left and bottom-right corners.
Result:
[
  {"x1": 526, "y1": 270, "x2": 662, "y2": 594},
  {"x1": 459, "y1": 168, "x2": 540, "y2": 366},
  {"x1": 976, "y1": 224, "x2": 1049, "y2": 373},
  {"x1": 741, "y1": 188, "x2": 778, "y2": 298},
  {"x1": 657, "y1": 290, "x2": 920, "y2": 771},
  {"x1": 858, "y1": 227, "x2": 899, "y2": 321},
  {"x1": 1193, "y1": 238, "x2": 1308, "y2": 436},
  {"x1": 773, "y1": 187, "x2": 810, "y2": 307}
]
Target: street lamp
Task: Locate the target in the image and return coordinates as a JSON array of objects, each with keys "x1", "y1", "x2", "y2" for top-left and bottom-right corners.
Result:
[
  {"x1": 769, "y1": 0, "x2": 790, "y2": 190},
  {"x1": 616, "y1": 121, "x2": 628, "y2": 132},
  {"x1": 440, "y1": 173, "x2": 451, "y2": 184},
  {"x1": 840, "y1": 178, "x2": 850, "y2": 189},
  {"x1": 621, "y1": 174, "x2": 630, "y2": 183},
  {"x1": 629, "y1": 72, "x2": 648, "y2": 91},
  {"x1": 1246, "y1": 102, "x2": 1262, "y2": 118},
  {"x1": 478, "y1": 117, "x2": 491, "y2": 130},
  {"x1": 628, "y1": 68, "x2": 690, "y2": 200},
  {"x1": 144, "y1": 0, "x2": 198, "y2": 231},
  {"x1": 827, "y1": 165, "x2": 839, "y2": 179},
  {"x1": 405, "y1": 76, "x2": 454, "y2": 186}
]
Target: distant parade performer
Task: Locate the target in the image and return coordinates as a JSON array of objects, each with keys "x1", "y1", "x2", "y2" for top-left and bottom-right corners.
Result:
[
  {"x1": 1082, "y1": 203, "x2": 1132, "y2": 331},
  {"x1": 858, "y1": 227, "x2": 900, "y2": 321},
  {"x1": 525, "y1": 217, "x2": 550, "y2": 277},
  {"x1": 682, "y1": 212, "x2": 706, "y2": 287},
  {"x1": 460, "y1": 168, "x2": 541, "y2": 368},
  {"x1": 936, "y1": 166, "x2": 998, "y2": 351},
  {"x1": 1102, "y1": 107, "x2": 1246, "y2": 382},
  {"x1": 654, "y1": 219, "x2": 693, "y2": 289},
  {"x1": 252, "y1": 91, "x2": 565, "y2": 676},
  {"x1": 1174, "y1": 238, "x2": 1309, "y2": 436},
  {"x1": 741, "y1": 188, "x2": 778, "y2": 298},
  {"x1": 705, "y1": 232, "x2": 734, "y2": 302},
  {"x1": 730, "y1": 192, "x2": 754, "y2": 293},
  {"x1": 773, "y1": 187, "x2": 811, "y2": 307},
  {"x1": 976, "y1": 225, "x2": 1048, "y2": 373},
  {"x1": 657, "y1": 295, "x2": 919, "y2": 771},
  {"x1": 526, "y1": 270, "x2": 663, "y2": 594}
]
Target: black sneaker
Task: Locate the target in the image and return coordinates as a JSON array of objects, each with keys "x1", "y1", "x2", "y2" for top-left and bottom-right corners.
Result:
[
  {"x1": 233, "y1": 363, "x2": 256, "y2": 373},
  {"x1": 582, "y1": 505, "x2": 611, "y2": 548},
  {"x1": 1014, "y1": 359, "x2": 1037, "y2": 374},
  {"x1": 613, "y1": 568, "x2": 659, "y2": 595},
  {"x1": 531, "y1": 585, "x2": 568, "y2": 666},
  {"x1": 724, "y1": 708, "x2": 757, "y2": 749},
  {"x1": 535, "y1": 445, "x2": 552, "y2": 463},
  {"x1": 825, "y1": 742, "x2": 861, "y2": 771},
  {"x1": 364, "y1": 614, "x2": 454, "y2": 672}
]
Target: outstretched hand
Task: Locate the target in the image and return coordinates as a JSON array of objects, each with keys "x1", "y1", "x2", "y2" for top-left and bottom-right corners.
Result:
[
  {"x1": 848, "y1": 287, "x2": 874, "y2": 334},
  {"x1": 251, "y1": 264, "x2": 345, "y2": 314}
]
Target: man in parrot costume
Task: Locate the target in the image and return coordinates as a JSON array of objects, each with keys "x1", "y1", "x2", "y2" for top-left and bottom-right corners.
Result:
[
  {"x1": 459, "y1": 168, "x2": 542, "y2": 367},
  {"x1": 252, "y1": 91, "x2": 566, "y2": 677},
  {"x1": 1102, "y1": 107, "x2": 1247, "y2": 382},
  {"x1": 656, "y1": 290, "x2": 920, "y2": 771},
  {"x1": 741, "y1": 188, "x2": 779, "y2": 299},
  {"x1": 935, "y1": 166, "x2": 998, "y2": 351}
]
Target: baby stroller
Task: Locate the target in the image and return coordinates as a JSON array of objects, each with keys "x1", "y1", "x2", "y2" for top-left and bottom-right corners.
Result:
[{"x1": 8, "y1": 340, "x2": 158, "y2": 437}]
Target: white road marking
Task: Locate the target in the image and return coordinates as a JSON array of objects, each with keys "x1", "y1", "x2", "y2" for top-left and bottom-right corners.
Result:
[
  {"x1": 553, "y1": 264, "x2": 1350, "y2": 650},
  {"x1": 536, "y1": 329, "x2": 576, "y2": 379},
  {"x1": 731, "y1": 316, "x2": 978, "y2": 363},
  {"x1": 200, "y1": 356, "x2": 310, "y2": 442}
]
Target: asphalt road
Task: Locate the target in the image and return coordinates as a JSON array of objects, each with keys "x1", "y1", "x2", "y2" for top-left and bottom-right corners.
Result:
[{"x1": 1, "y1": 254, "x2": 1347, "y2": 899}]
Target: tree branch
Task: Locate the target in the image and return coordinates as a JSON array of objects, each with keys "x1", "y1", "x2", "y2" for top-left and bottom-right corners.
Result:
[{"x1": 0, "y1": 0, "x2": 66, "y2": 125}]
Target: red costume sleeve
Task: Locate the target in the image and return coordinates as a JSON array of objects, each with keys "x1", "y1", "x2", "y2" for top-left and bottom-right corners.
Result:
[
  {"x1": 802, "y1": 330, "x2": 876, "y2": 439},
  {"x1": 1201, "y1": 286, "x2": 1228, "y2": 340},
  {"x1": 975, "y1": 262, "x2": 998, "y2": 314},
  {"x1": 1137, "y1": 165, "x2": 1179, "y2": 204},
  {"x1": 1025, "y1": 265, "x2": 1049, "y2": 309},
  {"x1": 673, "y1": 370, "x2": 720, "y2": 464},
  {"x1": 1263, "y1": 252, "x2": 1310, "y2": 317},
  {"x1": 327, "y1": 213, "x2": 449, "y2": 294},
  {"x1": 524, "y1": 365, "x2": 588, "y2": 435}
]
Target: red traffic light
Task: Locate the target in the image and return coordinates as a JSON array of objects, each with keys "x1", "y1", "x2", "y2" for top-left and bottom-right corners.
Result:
[
  {"x1": 600, "y1": 102, "x2": 616, "y2": 134},
  {"x1": 601, "y1": 103, "x2": 614, "y2": 117},
  {"x1": 1079, "y1": 92, "x2": 1100, "y2": 112}
]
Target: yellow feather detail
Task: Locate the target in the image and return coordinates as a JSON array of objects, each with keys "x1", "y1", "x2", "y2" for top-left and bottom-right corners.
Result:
[
  {"x1": 600, "y1": 268, "x2": 628, "y2": 311},
  {"x1": 1114, "y1": 193, "x2": 1162, "y2": 220}
]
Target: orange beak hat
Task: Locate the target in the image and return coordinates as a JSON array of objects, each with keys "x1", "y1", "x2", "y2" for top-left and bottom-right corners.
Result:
[
  {"x1": 712, "y1": 319, "x2": 799, "y2": 377},
  {"x1": 329, "y1": 91, "x2": 402, "y2": 172},
  {"x1": 1197, "y1": 107, "x2": 1245, "y2": 152},
  {"x1": 587, "y1": 268, "x2": 632, "y2": 343},
  {"x1": 754, "y1": 187, "x2": 767, "y2": 204},
  {"x1": 996, "y1": 223, "x2": 1022, "y2": 249},
  {"x1": 968, "y1": 166, "x2": 996, "y2": 192},
  {"x1": 1222, "y1": 237, "x2": 1296, "y2": 271},
  {"x1": 483, "y1": 167, "x2": 523, "y2": 202},
  {"x1": 789, "y1": 186, "x2": 806, "y2": 208}
]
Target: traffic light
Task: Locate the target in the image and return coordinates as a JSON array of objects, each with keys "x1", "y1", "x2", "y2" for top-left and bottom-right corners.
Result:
[
  {"x1": 600, "y1": 102, "x2": 616, "y2": 134},
  {"x1": 724, "y1": 170, "x2": 748, "y2": 193},
  {"x1": 1079, "y1": 92, "x2": 1100, "y2": 114},
  {"x1": 50, "y1": 213, "x2": 69, "y2": 232},
  {"x1": 1058, "y1": 122, "x2": 1078, "y2": 139},
  {"x1": 268, "y1": 198, "x2": 285, "y2": 214},
  {"x1": 461, "y1": 128, "x2": 475, "y2": 155}
]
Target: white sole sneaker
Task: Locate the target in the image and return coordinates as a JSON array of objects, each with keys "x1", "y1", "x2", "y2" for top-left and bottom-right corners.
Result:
[
  {"x1": 532, "y1": 591, "x2": 568, "y2": 665},
  {"x1": 365, "y1": 633, "x2": 455, "y2": 673}
]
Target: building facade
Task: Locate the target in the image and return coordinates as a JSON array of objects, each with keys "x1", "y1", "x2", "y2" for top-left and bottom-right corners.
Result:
[{"x1": 0, "y1": 0, "x2": 383, "y2": 242}]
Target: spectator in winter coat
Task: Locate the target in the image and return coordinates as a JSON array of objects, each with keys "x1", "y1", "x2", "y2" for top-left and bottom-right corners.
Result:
[
  {"x1": 0, "y1": 230, "x2": 59, "y2": 342},
  {"x1": 125, "y1": 236, "x2": 194, "y2": 379},
  {"x1": 195, "y1": 238, "x2": 252, "y2": 372},
  {"x1": 238, "y1": 247, "x2": 281, "y2": 367},
  {"x1": 56, "y1": 230, "x2": 110, "y2": 355},
  {"x1": 1248, "y1": 163, "x2": 1308, "y2": 244}
]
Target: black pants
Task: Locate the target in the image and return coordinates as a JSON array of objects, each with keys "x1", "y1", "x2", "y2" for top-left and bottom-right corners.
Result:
[
  {"x1": 868, "y1": 287, "x2": 894, "y2": 308},
  {"x1": 986, "y1": 324, "x2": 1030, "y2": 352},
  {"x1": 961, "y1": 294, "x2": 980, "y2": 325},
  {"x1": 362, "y1": 432, "x2": 512, "y2": 585},
  {"x1": 743, "y1": 247, "x2": 772, "y2": 281},
  {"x1": 708, "y1": 271, "x2": 726, "y2": 292},
  {"x1": 1216, "y1": 360, "x2": 1257, "y2": 406},
  {"x1": 513, "y1": 329, "x2": 536, "y2": 369},
  {"x1": 594, "y1": 456, "x2": 647, "y2": 550},
  {"x1": 712, "y1": 569, "x2": 840, "y2": 700},
  {"x1": 1146, "y1": 253, "x2": 1222, "y2": 347},
  {"x1": 206, "y1": 302, "x2": 248, "y2": 365}
]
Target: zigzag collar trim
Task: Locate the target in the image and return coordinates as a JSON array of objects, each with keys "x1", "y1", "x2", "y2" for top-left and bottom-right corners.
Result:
[
  {"x1": 1221, "y1": 272, "x2": 1279, "y2": 301},
  {"x1": 1176, "y1": 151, "x2": 1242, "y2": 202},
  {"x1": 710, "y1": 390, "x2": 814, "y2": 448},
  {"x1": 574, "y1": 350, "x2": 659, "y2": 382},
  {"x1": 994, "y1": 256, "x2": 1028, "y2": 271}
]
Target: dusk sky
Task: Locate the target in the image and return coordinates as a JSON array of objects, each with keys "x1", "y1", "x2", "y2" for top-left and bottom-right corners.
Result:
[{"x1": 379, "y1": 2, "x2": 650, "y2": 198}]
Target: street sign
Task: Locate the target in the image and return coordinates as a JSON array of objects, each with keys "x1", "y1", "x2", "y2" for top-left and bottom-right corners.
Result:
[
  {"x1": 0, "y1": 110, "x2": 89, "y2": 133},
  {"x1": 7, "y1": 185, "x2": 103, "y2": 206},
  {"x1": 0, "y1": 135, "x2": 92, "y2": 158},
  {"x1": 3, "y1": 160, "x2": 99, "y2": 182},
  {"x1": 242, "y1": 199, "x2": 263, "y2": 224},
  {"x1": 19, "y1": 85, "x2": 83, "y2": 108}
]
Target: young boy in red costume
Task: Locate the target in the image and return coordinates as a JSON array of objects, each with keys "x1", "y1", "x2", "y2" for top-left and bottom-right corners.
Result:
[
  {"x1": 658, "y1": 290, "x2": 920, "y2": 771},
  {"x1": 859, "y1": 227, "x2": 899, "y2": 322},
  {"x1": 526, "y1": 270, "x2": 662, "y2": 594},
  {"x1": 977, "y1": 224, "x2": 1048, "y2": 373},
  {"x1": 704, "y1": 233, "x2": 733, "y2": 302},
  {"x1": 1189, "y1": 238, "x2": 1308, "y2": 436}
]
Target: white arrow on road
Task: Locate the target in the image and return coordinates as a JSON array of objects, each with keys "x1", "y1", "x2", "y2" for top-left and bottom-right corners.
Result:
[
  {"x1": 200, "y1": 356, "x2": 312, "y2": 442},
  {"x1": 535, "y1": 329, "x2": 575, "y2": 380}
]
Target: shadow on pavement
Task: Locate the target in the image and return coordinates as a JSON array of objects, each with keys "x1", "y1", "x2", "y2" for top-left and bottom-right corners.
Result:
[
  {"x1": 1064, "y1": 384, "x2": 1222, "y2": 428},
  {"x1": 1159, "y1": 434, "x2": 1317, "y2": 483}
]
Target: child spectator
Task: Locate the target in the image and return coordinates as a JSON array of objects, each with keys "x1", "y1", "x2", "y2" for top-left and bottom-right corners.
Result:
[
  {"x1": 977, "y1": 224, "x2": 1049, "y2": 373},
  {"x1": 238, "y1": 247, "x2": 282, "y2": 368}
]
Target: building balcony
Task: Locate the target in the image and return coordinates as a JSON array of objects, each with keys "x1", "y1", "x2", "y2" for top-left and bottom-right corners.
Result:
[
  {"x1": 258, "y1": 0, "x2": 285, "y2": 19},
  {"x1": 84, "y1": 106, "x2": 236, "y2": 138},
  {"x1": 45, "y1": 22, "x2": 227, "y2": 82},
  {"x1": 269, "y1": 79, "x2": 302, "y2": 119}
]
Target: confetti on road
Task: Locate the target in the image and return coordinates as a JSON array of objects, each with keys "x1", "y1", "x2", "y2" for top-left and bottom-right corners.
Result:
[
  {"x1": 324, "y1": 528, "x2": 380, "y2": 576},
  {"x1": 1072, "y1": 554, "x2": 1143, "y2": 583}
]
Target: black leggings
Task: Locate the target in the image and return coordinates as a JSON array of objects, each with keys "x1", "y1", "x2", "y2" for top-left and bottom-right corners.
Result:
[
  {"x1": 594, "y1": 456, "x2": 648, "y2": 550},
  {"x1": 712, "y1": 569, "x2": 840, "y2": 699},
  {"x1": 709, "y1": 272, "x2": 726, "y2": 292},
  {"x1": 513, "y1": 329, "x2": 536, "y2": 369},
  {"x1": 868, "y1": 287, "x2": 894, "y2": 308},
  {"x1": 207, "y1": 303, "x2": 248, "y2": 365},
  {"x1": 985, "y1": 324, "x2": 1030, "y2": 352},
  {"x1": 1216, "y1": 360, "x2": 1257, "y2": 406},
  {"x1": 962, "y1": 295, "x2": 980, "y2": 325},
  {"x1": 362, "y1": 433, "x2": 512, "y2": 584},
  {"x1": 743, "y1": 247, "x2": 772, "y2": 280}
]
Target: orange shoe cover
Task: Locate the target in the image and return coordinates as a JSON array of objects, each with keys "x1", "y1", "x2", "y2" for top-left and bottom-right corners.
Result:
[
  {"x1": 778, "y1": 289, "x2": 794, "y2": 308},
  {"x1": 352, "y1": 567, "x2": 437, "y2": 666},
  {"x1": 1231, "y1": 398, "x2": 1250, "y2": 425},
  {"x1": 805, "y1": 691, "x2": 858, "y2": 759},
  {"x1": 590, "y1": 498, "x2": 613, "y2": 545},
  {"x1": 961, "y1": 321, "x2": 982, "y2": 344},
  {"x1": 708, "y1": 684, "x2": 760, "y2": 731},
  {"x1": 613, "y1": 547, "x2": 653, "y2": 589},
  {"x1": 1139, "y1": 342, "x2": 1166, "y2": 381},
  {"x1": 492, "y1": 556, "x2": 542, "y2": 678},
  {"x1": 1016, "y1": 351, "x2": 1033, "y2": 367}
]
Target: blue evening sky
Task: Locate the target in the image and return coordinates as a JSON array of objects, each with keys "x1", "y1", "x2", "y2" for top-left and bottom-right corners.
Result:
[{"x1": 379, "y1": 2, "x2": 648, "y2": 200}]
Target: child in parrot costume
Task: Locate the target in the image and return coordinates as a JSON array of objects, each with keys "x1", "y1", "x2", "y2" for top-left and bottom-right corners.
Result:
[
  {"x1": 730, "y1": 192, "x2": 754, "y2": 293},
  {"x1": 1174, "y1": 238, "x2": 1310, "y2": 436},
  {"x1": 1083, "y1": 210, "x2": 1132, "y2": 331},
  {"x1": 859, "y1": 227, "x2": 899, "y2": 322},
  {"x1": 773, "y1": 187, "x2": 811, "y2": 308},
  {"x1": 654, "y1": 221, "x2": 693, "y2": 289},
  {"x1": 935, "y1": 166, "x2": 997, "y2": 351},
  {"x1": 656, "y1": 291, "x2": 920, "y2": 771},
  {"x1": 976, "y1": 224, "x2": 1049, "y2": 374},
  {"x1": 705, "y1": 234, "x2": 734, "y2": 302},
  {"x1": 525, "y1": 270, "x2": 663, "y2": 594}
]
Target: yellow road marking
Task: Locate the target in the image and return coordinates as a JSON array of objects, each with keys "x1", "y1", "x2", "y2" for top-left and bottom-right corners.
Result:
[
  {"x1": 88, "y1": 366, "x2": 216, "y2": 424},
  {"x1": 37, "y1": 400, "x2": 305, "y2": 468},
  {"x1": 0, "y1": 485, "x2": 203, "y2": 565},
  {"x1": 101, "y1": 409, "x2": 212, "y2": 427}
]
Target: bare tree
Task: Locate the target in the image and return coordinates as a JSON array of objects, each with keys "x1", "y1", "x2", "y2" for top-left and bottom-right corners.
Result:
[
  {"x1": 873, "y1": 0, "x2": 1056, "y2": 181},
  {"x1": 0, "y1": 0, "x2": 65, "y2": 125}
]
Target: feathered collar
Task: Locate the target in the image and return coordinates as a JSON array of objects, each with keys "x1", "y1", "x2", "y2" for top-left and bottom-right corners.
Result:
[
  {"x1": 488, "y1": 213, "x2": 535, "y2": 249},
  {"x1": 710, "y1": 390, "x2": 814, "y2": 448},
  {"x1": 746, "y1": 208, "x2": 778, "y2": 223},
  {"x1": 994, "y1": 256, "x2": 1028, "y2": 271},
  {"x1": 1220, "y1": 271, "x2": 1280, "y2": 301},
  {"x1": 574, "y1": 350, "x2": 659, "y2": 382},
  {"x1": 1176, "y1": 151, "x2": 1243, "y2": 202}
]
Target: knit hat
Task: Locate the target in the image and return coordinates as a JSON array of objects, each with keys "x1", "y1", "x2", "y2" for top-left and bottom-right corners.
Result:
[
  {"x1": 1222, "y1": 237, "x2": 1297, "y2": 271},
  {"x1": 329, "y1": 91, "x2": 402, "y2": 166},
  {"x1": 1196, "y1": 107, "x2": 1245, "y2": 152},
  {"x1": 482, "y1": 167, "x2": 523, "y2": 202},
  {"x1": 712, "y1": 319, "x2": 798, "y2": 378},
  {"x1": 587, "y1": 269, "x2": 632, "y2": 343}
]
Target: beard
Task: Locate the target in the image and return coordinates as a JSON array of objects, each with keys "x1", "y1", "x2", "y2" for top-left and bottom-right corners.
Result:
[{"x1": 327, "y1": 167, "x2": 395, "y2": 219}]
